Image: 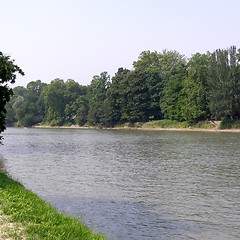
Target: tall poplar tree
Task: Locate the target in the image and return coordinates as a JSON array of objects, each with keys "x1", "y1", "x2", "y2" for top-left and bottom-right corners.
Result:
[
  {"x1": 105, "y1": 68, "x2": 130, "y2": 125},
  {"x1": 207, "y1": 46, "x2": 240, "y2": 119}
]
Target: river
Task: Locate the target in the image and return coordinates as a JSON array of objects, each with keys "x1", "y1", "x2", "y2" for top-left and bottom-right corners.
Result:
[{"x1": 0, "y1": 127, "x2": 239, "y2": 240}]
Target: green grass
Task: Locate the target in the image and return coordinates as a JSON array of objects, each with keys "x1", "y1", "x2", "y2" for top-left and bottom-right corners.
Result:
[
  {"x1": 220, "y1": 119, "x2": 240, "y2": 129},
  {"x1": 142, "y1": 119, "x2": 190, "y2": 128},
  {"x1": 0, "y1": 172, "x2": 107, "y2": 240},
  {"x1": 189, "y1": 120, "x2": 217, "y2": 129}
]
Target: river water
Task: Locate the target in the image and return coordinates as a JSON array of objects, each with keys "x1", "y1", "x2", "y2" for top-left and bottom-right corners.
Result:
[{"x1": 0, "y1": 127, "x2": 239, "y2": 240}]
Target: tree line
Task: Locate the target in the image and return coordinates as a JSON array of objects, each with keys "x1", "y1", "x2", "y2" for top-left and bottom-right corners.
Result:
[{"x1": 6, "y1": 46, "x2": 240, "y2": 128}]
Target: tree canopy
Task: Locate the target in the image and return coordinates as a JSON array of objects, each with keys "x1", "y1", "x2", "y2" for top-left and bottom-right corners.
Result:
[
  {"x1": 0, "y1": 53, "x2": 24, "y2": 142},
  {"x1": 5, "y1": 46, "x2": 240, "y2": 129}
]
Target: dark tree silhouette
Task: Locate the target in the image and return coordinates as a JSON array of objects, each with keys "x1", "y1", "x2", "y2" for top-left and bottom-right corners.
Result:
[{"x1": 0, "y1": 53, "x2": 24, "y2": 143}]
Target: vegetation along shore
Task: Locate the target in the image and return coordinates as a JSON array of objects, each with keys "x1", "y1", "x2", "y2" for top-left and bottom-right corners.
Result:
[
  {"x1": 33, "y1": 119, "x2": 240, "y2": 133},
  {"x1": 6, "y1": 46, "x2": 240, "y2": 130},
  {"x1": 0, "y1": 172, "x2": 106, "y2": 240}
]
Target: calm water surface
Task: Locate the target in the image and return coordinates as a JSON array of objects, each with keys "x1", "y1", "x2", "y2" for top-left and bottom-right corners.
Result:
[{"x1": 0, "y1": 128, "x2": 239, "y2": 240}]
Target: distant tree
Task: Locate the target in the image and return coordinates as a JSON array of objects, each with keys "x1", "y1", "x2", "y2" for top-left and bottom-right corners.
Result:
[
  {"x1": 14, "y1": 80, "x2": 47, "y2": 127},
  {"x1": 123, "y1": 70, "x2": 150, "y2": 122},
  {"x1": 207, "y1": 46, "x2": 240, "y2": 119},
  {"x1": 0, "y1": 53, "x2": 24, "y2": 142},
  {"x1": 105, "y1": 68, "x2": 130, "y2": 126},
  {"x1": 133, "y1": 51, "x2": 163, "y2": 119},
  {"x1": 64, "y1": 79, "x2": 87, "y2": 102},
  {"x1": 181, "y1": 53, "x2": 210, "y2": 122},
  {"x1": 87, "y1": 72, "x2": 110, "y2": 126},
  {"x1": 12, "y1": 86, "x2": 26, "y2": 96},
  {"x1": 64, "y1": 79, "x2": 88, "y2": 124},
  {"x1": 6, "y1": 86, "x2": 26, "y2": 126},
  {"x1": 75, "y1": 95, "x2": 89, "y2": 126},
  {"x1": 160, "y1": 50, "x2": 187, "y2": 121},
  {"x1": 42, "y1": 79, "x2": 66, "y2": 125},
  {"x1": 236, "y1": 48, "x2": 240, "y2": 117}
]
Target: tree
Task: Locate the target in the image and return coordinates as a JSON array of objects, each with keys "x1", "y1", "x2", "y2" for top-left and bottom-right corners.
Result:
[
  {"x1": 160, "y1": 50, "x2": 187, "y2": 121},
  {"x1": 207, "y1": 46, "x2": 240, "y2": 119},
  {"x1": 133, "y1": 51, "x2": 163, "y2": 119},
  {"x1": 181, "y1": 53, "x2": 210, "y2": 122},
  {"x1": 15, "y1": 80, "x2": 47, "y2": 127},
  {"x1": 105, "y1": 68, "x2": 130, "y2": 126},
  {"x1": 87, "y1": 72, "x2": 110, "y2": 126},
  {"x1": 6, "y1": 86, "x2": 26, "y2": 126},
  {"x1": 122, "y1": 70, "x2": 150, "y2": 122},
  {"x1": 64, "y1": 79, "x2": 87, "y2": 102},
  {"x1": 0, "y1": 53, "x2": 24, "y2": 142},
  {"x1": 75, "y1": 95, "x2": 89, "y2": 126},
  {"x1": 106, "y1": 67, "x2": 151, "y2": 124},
  {"x1": 42, "y1": 79, "x2": 66, "y2": 125},
  {"x1": 64, "y1": 79, "x2": 88, "y2": 124}
]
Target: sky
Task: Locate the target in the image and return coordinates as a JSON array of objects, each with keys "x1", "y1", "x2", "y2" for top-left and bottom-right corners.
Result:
[{"x1": 1, "y1": 0, "x2": 240, "y2": 87}]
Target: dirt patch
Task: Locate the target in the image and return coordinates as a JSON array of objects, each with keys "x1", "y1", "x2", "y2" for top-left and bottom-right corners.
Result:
[{"x1": 0, "y1": 211, "x2": 25, "y2": 240}]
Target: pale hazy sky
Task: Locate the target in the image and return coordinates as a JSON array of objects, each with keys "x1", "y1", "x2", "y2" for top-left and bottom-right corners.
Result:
[{"x1": 1, "y1": 0, "x2": 240, "y2": 87}]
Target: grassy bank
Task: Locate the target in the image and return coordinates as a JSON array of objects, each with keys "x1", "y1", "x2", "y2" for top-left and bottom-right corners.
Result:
[
  {"x1": 114, "y1": 120, "x2": 237, "y2": 132},
  {"x1": 142, "y1": 120, "x2": 190, "y2": 129},
  {"x1": 123, "y1": 120, "x2": 217, "y2": 129},
  {"x1": 0, "y1": 172, "x2": 107, "y2": 240},
  {"x1": 34, "y1": 119, "x2": 240, "y2": 132},
  {"x1": 220, "y1": 119, "x2": 240, "y2": 129}
]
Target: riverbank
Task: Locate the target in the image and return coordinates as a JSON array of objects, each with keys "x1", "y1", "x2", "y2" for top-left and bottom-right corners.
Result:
[
  {"x1": 0, "y1": 172, "x2": 106, "y2": 240},
  {"x1": 34, "y1": 122, "x2": 240, "y2": 133}
]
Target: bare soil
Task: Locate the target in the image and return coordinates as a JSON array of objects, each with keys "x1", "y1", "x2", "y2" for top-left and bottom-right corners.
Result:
[{"x1": 0, "y1": 211, "x2": 25, "y2": 240}]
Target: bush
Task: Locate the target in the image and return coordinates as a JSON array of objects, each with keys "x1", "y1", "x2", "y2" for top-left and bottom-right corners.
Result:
[
  {"x1": 49, "y1": 119, "x2": 63, "y2": 126},
  {"x1": 190, "y1": 120, "x2": 216, "y2": 129},
  {"x1": 220, "y1": 119, "x2": 240, "y2": 129}
]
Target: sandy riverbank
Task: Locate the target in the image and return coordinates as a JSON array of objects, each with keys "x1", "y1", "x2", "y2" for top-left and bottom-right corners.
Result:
[{"x1": 34, "y1": 125, "x2": 240, "y2": 133}]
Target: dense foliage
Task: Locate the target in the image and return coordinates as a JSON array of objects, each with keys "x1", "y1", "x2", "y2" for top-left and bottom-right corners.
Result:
[
  {"x1": 6, "y1": 46, "x2": 240, "y2": 127},
  {"x1": 0, "y1": 53, "x2": 24, "y2": 142}
]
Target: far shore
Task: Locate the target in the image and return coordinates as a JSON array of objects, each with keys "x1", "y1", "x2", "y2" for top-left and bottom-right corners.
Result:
[{"x1": 33, "y1": 125, "x2": 240, "y2": 133}]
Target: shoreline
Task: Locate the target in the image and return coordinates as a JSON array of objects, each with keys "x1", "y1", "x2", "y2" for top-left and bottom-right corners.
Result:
[
  {"x1": 0, "y1": 172, "x2": 106, "y2": 240},
  {"x1": 33, "y1": 125, "x2": 240, "y2": 133}
]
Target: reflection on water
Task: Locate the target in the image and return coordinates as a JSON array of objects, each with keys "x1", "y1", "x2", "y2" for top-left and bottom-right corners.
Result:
[{"x1": 1, "y1": 128, "x2": 240, "y2": 240}]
